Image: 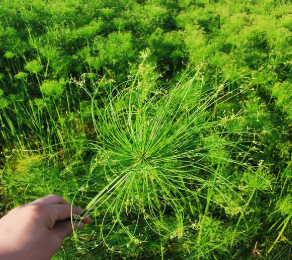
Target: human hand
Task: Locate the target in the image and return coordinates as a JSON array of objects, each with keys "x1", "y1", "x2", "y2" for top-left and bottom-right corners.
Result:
[{"x1": 0, "y1": 194, "x2": 91, "y2": 260}]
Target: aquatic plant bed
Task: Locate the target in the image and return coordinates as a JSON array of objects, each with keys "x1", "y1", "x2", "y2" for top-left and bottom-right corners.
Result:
[{"x1": 1, "y1": 0, "x2": 292, "y2": 259}]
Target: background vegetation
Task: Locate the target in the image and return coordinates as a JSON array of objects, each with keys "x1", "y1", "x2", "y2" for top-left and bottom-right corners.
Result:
[{"x1": 1, "y1": 0, "x2": 292, "y2": 259}]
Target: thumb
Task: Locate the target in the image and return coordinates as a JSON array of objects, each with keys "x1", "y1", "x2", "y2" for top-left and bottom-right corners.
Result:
[{"x1": 53, "y1": 219, "x2": 84, "y2": 239}]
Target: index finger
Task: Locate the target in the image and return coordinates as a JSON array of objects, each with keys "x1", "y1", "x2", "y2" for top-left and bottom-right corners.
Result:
[
  {"x1": 30, "y1": 194, "x2": 69, "y2": 205},
  {"x1": 50, "y1": 204, "x2": 91, "y2": 223},
  {"x1": 43, "y1": 204, "x2": 82, "y2": 230}
]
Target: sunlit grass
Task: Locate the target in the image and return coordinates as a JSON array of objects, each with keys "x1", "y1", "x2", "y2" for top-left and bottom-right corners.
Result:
[{"x1": 1, "y1": 0, "x2": 292, "y2": 258}]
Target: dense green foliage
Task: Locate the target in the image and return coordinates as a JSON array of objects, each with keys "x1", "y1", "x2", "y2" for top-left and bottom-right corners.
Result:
[{"x1": 1, "y1": 0, "x2": 292, "y2": 259}]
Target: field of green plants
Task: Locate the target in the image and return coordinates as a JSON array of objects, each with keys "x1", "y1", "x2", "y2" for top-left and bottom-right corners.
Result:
[{"x1": 1, "y1": 0, "x2": 292, "y2": 259}]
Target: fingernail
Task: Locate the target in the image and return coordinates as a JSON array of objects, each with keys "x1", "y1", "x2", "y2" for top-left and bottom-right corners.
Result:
[
  {"x1": 84, "y1": 213, "x2": 91, "y2": 222},
  {"x1": 74, "y1": 221, "x2": 84, "y2": 230}
]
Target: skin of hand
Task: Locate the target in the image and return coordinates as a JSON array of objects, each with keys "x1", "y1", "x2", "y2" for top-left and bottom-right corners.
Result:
[{"x1": 0, "y1": 194, "x2": 91, "y2": 260}]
